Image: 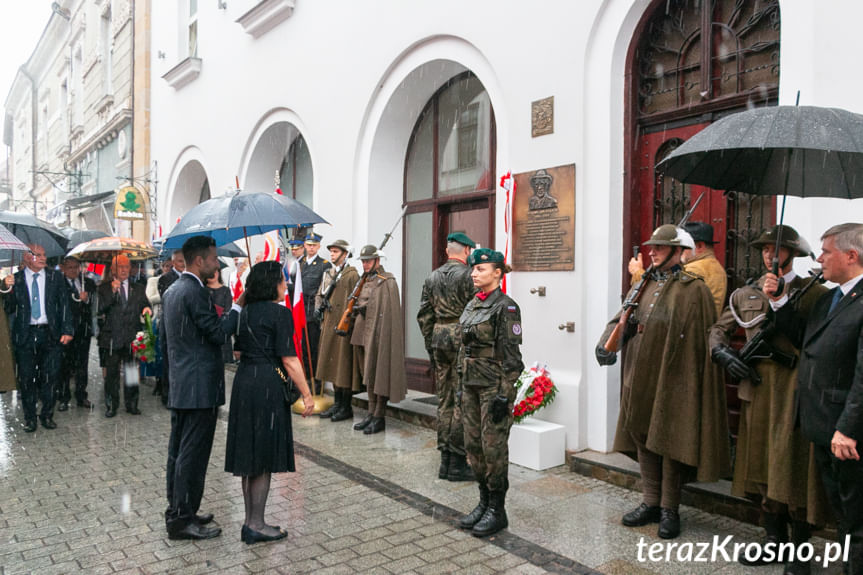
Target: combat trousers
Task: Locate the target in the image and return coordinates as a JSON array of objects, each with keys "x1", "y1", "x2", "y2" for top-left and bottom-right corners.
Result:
[
  {"x1": 433, "y1": 348, "x2": 466, "y2": 456},
  {"x1": 631, "y1": 432, "x2": 683, "y2": 511},
  {"x1": 462, "y1": 383, "x2": 514, "y2": 492}
]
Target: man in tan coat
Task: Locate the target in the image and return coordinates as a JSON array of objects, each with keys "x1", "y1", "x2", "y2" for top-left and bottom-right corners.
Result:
[
  {"x1": 629, "y1": 221, "x2": 727, "y2": 315},
  {"x1": 597, "y1": 224, "x2": 730, "y2": 540},
  {"x1": 710, "y1": 225, "x2": 828, "y2": 571},
  {"x1": 350, "y1": 245, "x2": 407, "y2": 435},
  {"x1": 315, "y1": 240, "x2": 361, "y2": 422}
]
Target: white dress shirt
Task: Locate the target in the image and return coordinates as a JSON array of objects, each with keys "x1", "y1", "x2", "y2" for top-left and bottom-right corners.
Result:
[{"x1": 24, "y1": 267, "x2": 48, "y2": 325}]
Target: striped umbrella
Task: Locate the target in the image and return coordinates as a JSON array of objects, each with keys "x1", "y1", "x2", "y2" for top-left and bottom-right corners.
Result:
[{"x1": 0, "y1": 222, "x2": 31, "y2": 266}]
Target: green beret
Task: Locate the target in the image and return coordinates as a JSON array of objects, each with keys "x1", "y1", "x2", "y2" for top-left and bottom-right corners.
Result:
[
  {"x1": 468, "y1": 248, "x2": 504, "y2": 266},
  {"x1": 446, "y1": 232, "x2": 475, "y2": 248}
]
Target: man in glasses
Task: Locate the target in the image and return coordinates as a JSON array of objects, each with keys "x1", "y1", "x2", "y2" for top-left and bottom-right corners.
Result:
[{"x1": 2, "y1": 244, "x2": 73, "y2": 432}]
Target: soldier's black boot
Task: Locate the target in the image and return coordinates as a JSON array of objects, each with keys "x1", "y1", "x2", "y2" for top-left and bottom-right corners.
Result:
[
  {"x1": 319, "y1": 389, "x2": 339, "y2": 418},
  {"x1": 621, "y1": 503, "x2": 661, "y2": 526},
  {"x1": 739, "y1": 512, "x2": 787, "y2": 566},
  {"x1": 363, "y1": 417, "x2": 385, "y2": 434},
  {"x1": 447, "y1": 453, "x2": 475, "y2": 482},
  {"x1": 472, "y1": 490, "x2": 508, "y2": 537},
  {"x1": 783, "y1": 521, "x2": 812, "y2": 575},
  {"x1": 353, "y1": 414, "x2": 374, "y2": 430},
  {"x1": 657, "y1": 508, "x2": 681, "y2": 539},
  {"x1": 438, "y1": 450, "x2": 451, "y2": 479},
  {"x1": 331, "y1": 390, "x2": 354, "y2": 422},
  {"x1": 459, "y1": 483, "x2": 489, "y2": 529}
]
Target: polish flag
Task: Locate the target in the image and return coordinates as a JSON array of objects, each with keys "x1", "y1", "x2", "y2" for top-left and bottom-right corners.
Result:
[
  {"x1": 289, "y1": 261, "x2": 306, "y2": 357},
  {"x1": 499, "y1": 171, "x2": 515, "y2": 294},
  {"x1": 231, "y1": 273, "x2": 244, "y2": 302}
]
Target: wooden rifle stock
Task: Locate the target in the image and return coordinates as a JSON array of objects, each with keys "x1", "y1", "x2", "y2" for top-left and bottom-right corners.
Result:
[
  {"x1": 335, "y1": 274, "x2": 368, "y2": 336},
  {"x1": 603, "y1": 264, "x2": 654, "y2": 353}
]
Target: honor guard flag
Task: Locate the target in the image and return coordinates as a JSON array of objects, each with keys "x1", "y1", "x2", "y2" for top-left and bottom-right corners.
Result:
[
  {"x1": 499, "y1": 171, "x2": 514, "y2": 294},
  {"x1": 289, "y1": 260, "x2": 306, "y2": 357}
]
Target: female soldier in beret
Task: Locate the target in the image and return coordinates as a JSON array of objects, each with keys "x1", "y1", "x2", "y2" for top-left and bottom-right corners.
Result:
[{"x1": 457, "y1": 248, "x2": 524, "y2": 537}]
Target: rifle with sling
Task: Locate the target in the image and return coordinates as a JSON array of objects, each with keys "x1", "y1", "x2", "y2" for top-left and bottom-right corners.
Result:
[
  {"x1": 335, "y1": 206, "x2": 408, "y2": 337},
  {"x1": 603, "y1": 193, "x2": 704, "y2": 353},
  {"x1": 737, "y1": 270, "x2": 825, "y2": 379}
]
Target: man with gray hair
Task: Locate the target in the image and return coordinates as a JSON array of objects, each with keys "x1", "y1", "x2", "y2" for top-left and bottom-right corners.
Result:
[{"x1": 765, "y1": 222, "x2": 863, "y2": 575}]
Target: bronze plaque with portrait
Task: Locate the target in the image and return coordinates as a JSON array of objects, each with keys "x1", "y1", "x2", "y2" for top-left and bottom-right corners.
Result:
[{"x1": 512, "y1": 164, "x2": 575, "y2": 271}]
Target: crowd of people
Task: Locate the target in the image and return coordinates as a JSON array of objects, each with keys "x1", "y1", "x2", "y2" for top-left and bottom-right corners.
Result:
[
  {"x1": 2, "y1": 217, "x2": 861, "y2": 575},
  {"x1": 598, "y1": 221, "x2": 863, "y2": 575}
]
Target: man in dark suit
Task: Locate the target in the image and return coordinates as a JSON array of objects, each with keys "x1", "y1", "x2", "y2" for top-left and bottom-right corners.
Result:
[
  {"x1": 57, "y1": 256, "x2": 96, "y2": 411},
  {"x1": 766, "y1": 222, "x2": 863, "y2": 575},
  {"x1": 2, "y1": 244, "x2": 73, "y2": 431},
  {"x1": 162, "y1": 235, "x2": 241, "y2": 540},
  {"x1": 300, "y1": 232, "x2": 331, "y2": 390},
  {"x1": 157, "y1": 250, "x2": 184, "y2": 297},
  {"x1": 96, "y1": 254, "x2": 152, "y2": 417}
]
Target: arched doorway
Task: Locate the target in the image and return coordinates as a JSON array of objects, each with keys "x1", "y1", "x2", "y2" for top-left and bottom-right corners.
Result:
[
  {"x1": 169, "y1": 159, "x2": 210, "y2": 224},
  {"x1": 403, "y1": 71, "x2": 496, "y2": 392},
  {"x1": 244, "y1": 120, "x2": 313, "y2": 205},
  {"x1": 624, "y1": 0, "x2": 781, "y2": 436}
]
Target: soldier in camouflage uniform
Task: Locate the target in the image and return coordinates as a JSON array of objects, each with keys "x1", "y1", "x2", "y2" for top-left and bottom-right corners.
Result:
[
  {"x1": 417, "y1": 232, "x2": 477, "y2": 482},
  {"x1": 457, "y1": 248, "x2": 524, "y2": 538}
]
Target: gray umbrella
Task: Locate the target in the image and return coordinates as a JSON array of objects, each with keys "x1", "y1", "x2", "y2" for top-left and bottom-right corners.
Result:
[
  {"x1": 0, "y1": 210, "x2": 69, "y2": 257},
  {"x1": 658, "y1": 105, "x2": 863, "y2": 199},
  {"x1": 65, "y1": 229, "x2": 110, "y2": 250}
]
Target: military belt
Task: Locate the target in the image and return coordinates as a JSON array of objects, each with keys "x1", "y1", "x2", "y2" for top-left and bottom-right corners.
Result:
[
  {"x1": 437, "y1": 318, "x2": 459, "y2": 325},
  {"x1": 463, "y1": 346, "x2": 494, "y2": 358}
]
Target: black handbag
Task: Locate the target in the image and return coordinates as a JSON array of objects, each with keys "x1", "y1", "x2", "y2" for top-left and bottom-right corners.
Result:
[{"x1": 242, "y1": 309, "x2": 301, "y2": 406}]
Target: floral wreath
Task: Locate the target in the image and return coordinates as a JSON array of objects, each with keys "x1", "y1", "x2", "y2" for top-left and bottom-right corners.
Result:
[
  {"x1": 131, "y1": 313, "x2": 156, "y2": 364},
  {"x1": 512, "y1": 363, "x2": 557, "y2": 423}
]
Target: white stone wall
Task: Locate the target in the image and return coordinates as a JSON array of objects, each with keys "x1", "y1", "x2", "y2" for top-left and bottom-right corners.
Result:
[{"x1": 149, "y1": 0, "x2": 863, "y2": 453}]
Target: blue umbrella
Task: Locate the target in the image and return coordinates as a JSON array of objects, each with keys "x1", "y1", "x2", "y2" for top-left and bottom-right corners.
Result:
[
  {"x1": 153, "y1": 237, "x2": 246, "y2": 259},
  {"x1": 162, "y1": 192, "x2": 327, "y2": 250}
]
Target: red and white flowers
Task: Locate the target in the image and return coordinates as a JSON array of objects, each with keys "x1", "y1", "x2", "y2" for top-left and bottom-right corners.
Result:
[{"x1": 512, "y1": 363, "x2": 557, "y2": 423}]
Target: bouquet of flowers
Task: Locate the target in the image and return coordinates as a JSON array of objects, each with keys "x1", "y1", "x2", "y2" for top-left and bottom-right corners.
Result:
[
  {"x1": 512, "y1": 363, "x2": 557, "y2": 423},
  {"x1": 131, "y1": 313, "x2": 156, "y2": 364}
]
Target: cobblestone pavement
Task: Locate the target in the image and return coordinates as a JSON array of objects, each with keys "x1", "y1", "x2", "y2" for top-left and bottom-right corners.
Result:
[{"x1": 0, "y1": 358, "x2": 847, "y2": 574}]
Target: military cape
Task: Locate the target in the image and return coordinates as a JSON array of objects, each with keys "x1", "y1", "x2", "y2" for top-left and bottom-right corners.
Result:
[
  {"x1": 316, "y1": 264, "x2": 362, "y2": 391},
  {"x1": 599, "y1": 269, "x2": 730, "y2": 482}
]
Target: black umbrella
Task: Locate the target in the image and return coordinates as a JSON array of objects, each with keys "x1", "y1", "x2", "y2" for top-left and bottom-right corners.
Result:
[
  {"x1": 65, "y1": 229, "x2": 110, "y2": 250},
  {"x1": 162, "y1": 191, "x2": 328, "y2": 252},
  {"x1": 0, "y1": 211, "x2": 69, "y2": 257},
  {"x1": 658, "y1": 105, "x2": 863, "y2": 199},
  {"x1": 658, "y1": 104, "x2": 863, "y2": 291}
]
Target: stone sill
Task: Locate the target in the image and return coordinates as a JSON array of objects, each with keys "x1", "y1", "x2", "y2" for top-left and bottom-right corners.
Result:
[
  {"x1": 236, "y1": 0, "x2": 295, "y2": 38},
  {"x1": 95, "y1": 93, "x2": 114, "y2": 115},
  {"x1": 162, "y1": 57, "x2": 202, "y2": 90}
]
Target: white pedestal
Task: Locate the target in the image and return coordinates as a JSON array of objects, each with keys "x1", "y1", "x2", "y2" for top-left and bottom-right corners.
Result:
[{"x1": 508, "y1": 418, "x2": 566, "y2": 470}]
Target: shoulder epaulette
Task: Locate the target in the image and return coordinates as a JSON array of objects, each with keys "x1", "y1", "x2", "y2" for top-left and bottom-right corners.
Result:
[{"x1": 679, "y1": 269, "x2": 702, "y2": 282}]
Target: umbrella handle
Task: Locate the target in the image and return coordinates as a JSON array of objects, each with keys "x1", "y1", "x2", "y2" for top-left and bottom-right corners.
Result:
[{"x1": 771, "y1": 257, "x2": 785, "y2": 297}]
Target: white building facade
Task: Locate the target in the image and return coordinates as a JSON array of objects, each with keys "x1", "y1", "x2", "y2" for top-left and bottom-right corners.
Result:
[{"x1": 150, "y1": 0, "x2": 863, "y2": 453}]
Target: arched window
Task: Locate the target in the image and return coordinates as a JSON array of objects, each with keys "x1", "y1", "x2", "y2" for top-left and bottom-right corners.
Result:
[
  {"x1": 278, "y1": 134, "x2": 313, "y2": 206},
  {"x1": 402, "y1": 72, "x2": 496, "y2": 392}
]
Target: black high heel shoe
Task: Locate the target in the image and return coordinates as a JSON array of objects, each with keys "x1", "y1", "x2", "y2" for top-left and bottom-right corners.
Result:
[{"x1": 241, "y1": 525, "x2": 287, "y2": 545}]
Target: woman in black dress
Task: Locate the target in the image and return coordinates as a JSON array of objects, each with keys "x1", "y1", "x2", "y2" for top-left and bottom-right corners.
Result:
[{"x1": 225, "y1": 261, "x2": 315, "y2": 544}]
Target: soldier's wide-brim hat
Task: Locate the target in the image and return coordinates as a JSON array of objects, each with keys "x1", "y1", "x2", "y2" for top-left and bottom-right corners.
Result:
[
  {"x1": 358, "y1": 244, "x2": 381, "y2": 260},
  {"x1": 446, "y1": 232, "x2": 475, "y2": 248},
  {"x1": 682, "y1": 221, "x2": 716, "y2": 244},
  {"x1": 468, "y1": 248, "x2": 504, "y2": 266},
  {"x1": 750, "y1": 225, "x2": 812, "y2": 258},
  {"x1": 643, "y1": 224, "x2": 693, "y2": 249},
  {"x1": 530, "y1": 169, "x2": 552, "y2": 186},
  {"x1": 326, "y1": 239, "x2": 352, "y2": 257}
]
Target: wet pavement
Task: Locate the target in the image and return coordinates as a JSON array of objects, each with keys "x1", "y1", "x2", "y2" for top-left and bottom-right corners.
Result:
[{"x1": 0, "y1": 351, "x2": 847, "y2": 574}]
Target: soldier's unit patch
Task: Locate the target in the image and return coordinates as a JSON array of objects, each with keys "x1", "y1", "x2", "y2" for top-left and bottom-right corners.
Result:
[
  {"x1": 506, "y1": 306, "x2": 517, "y2": 313},
  {"x1": 512, "y1": 323, "x2": 522, "y2": 335}
]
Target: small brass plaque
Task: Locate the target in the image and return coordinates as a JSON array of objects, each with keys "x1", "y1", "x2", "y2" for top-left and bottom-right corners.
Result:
[{"x1": 531, "y1": 96, "x2": 554, "y2": 138}]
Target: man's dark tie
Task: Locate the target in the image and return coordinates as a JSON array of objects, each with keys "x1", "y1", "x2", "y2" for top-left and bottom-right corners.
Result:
[
  {"x1": 69, "y1": 278, "x2": 79, "y2": 298},
  {"x1": 828, "y1": 287, "x2": 843, "y2": 314},
  {"x1": 121, "y1": 282, "x2": 128, "y2": 304}
]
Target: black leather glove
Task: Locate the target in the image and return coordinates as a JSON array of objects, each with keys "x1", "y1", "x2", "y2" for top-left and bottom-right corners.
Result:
[
  {"x1": 490, "y1": 393, "x2": 510, "y2": 423},
  {"x1": 595, "y1": 345, "x2": 617, "y2": 366},
  {"x1": 711, "y1": 345, "x2": 752, "y2": 381}
]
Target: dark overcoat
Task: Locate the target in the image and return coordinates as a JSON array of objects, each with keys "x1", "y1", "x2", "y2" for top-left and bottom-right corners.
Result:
[{"x1": 316, "y1": 264, "x2": 361, "y2": 391}]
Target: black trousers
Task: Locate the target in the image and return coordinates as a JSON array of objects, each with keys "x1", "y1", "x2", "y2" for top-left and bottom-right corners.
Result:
[
  {"x1": 813, "y1": 443, "x2": 863, "y2": 574},
  {"x1": 102, "y1": 347, "x2": 139, "y2": 411},
  {"x1": 59, "y1": 331, "x2": 90, "y2": 404},
  {"x1": 16, "y1": 325, "x2": 62, "y2": 422},
  {"x1": 165, "y1": 408, "x2": 218, "y2": 534}
]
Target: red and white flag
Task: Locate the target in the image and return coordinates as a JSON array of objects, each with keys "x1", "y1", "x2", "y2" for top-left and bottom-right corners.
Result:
[
  {"x1": 231, "y1": 272, "x2": 244, "y2": 302},
  {"x1": 289, "y1": 261, "x2": 306, "y2": 357},
  {"x1": 499, "y1": 171, "x2": 515, "y2": 294}
]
